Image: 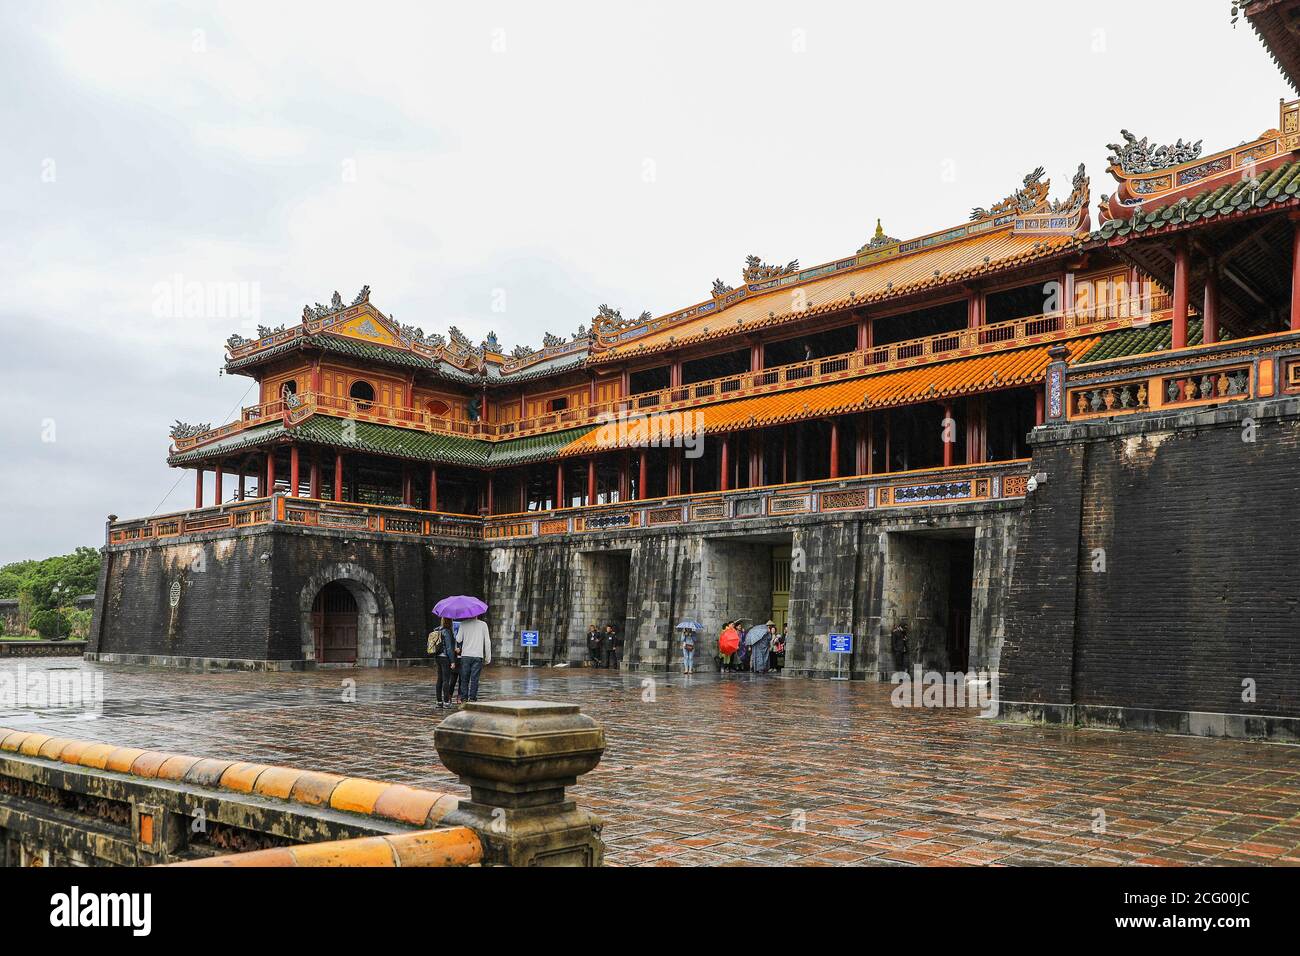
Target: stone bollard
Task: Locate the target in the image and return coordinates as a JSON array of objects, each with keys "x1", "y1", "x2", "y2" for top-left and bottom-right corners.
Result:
[{"x1": 433, "y1": 700, "x2": 605, "y2": 866}]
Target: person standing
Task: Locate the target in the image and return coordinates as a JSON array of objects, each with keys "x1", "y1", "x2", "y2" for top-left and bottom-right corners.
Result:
[
  {"x1": 891, "y1": 621, "x2": 910, "y2": 674},
  {"x1": 771, "y1": 623, "x2": 787, "y2": 672},
  {"x1": 751, "y1": 621, "x2": 774, "y2": 674},
  {"x1": 428, "y1": 616, "x2": 457, "y2": 708},
  {"x1": 718, "y1": 620, "x2": 739, "y2": 672},
  {"x1": 456, "y1": 615, "x2": 492, "y2": 702},
  {"x1": 586, "y1": 625, "x2": 603, "y2": 667},
  {"x1": 680, "y1": 627, "x2": 697, "y2": 674},
  {"x1": 604, "y1": 623, "x2": 623, "y2": 669}
]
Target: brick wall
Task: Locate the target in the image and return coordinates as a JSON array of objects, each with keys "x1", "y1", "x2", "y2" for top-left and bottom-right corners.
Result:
[{"x1": 1000, "y1": 398, "x2": 1300, "y2": 733}]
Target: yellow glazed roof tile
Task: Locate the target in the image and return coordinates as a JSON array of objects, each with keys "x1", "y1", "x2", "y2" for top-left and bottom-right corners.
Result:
[{"x1": 593, "y1": 230, "x2": 1078, "y2": 362}]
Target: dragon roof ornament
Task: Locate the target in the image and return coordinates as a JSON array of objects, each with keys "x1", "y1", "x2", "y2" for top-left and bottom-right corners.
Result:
[
  {"x1": 970, "y1": 166, "x2": 1050, "y2": 222},
  {"x1": 1105, "y1": 130, "x2": 1204, "y2": 176},
  {"x1": 742, "y1": 255, "x2": 800, "y2": 283},
  {"x1": 170, "y1": 421, "x2": 211, "y2": 441},
  {"x1": 301, "y1": 285, "x2": 372, "y2": 322},
  {"x1": 591, "y1": 304, "x2": 653, "y2": 337}
]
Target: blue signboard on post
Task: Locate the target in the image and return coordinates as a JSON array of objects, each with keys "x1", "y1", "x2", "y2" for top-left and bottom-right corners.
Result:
[
  {"x1": 521, "y1": 629, "x2": 539, "y2": 668},
  {"x1": 828, "y1": 633, "x2": 852, "y2": 681}
]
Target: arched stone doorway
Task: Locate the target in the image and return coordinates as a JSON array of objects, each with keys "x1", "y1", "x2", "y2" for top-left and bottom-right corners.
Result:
[
  {"x1": 298, "y1": 563, "x2": 396, "y2": 666},
  {"x1": 311, "y1": 583, "x2": 359, "y2": 663}
]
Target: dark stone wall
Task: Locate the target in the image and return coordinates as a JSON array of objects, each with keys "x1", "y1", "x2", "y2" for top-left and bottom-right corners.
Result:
[
  {"x1": 93, "y1": 530, "x2": 277, "y2": 661},
  {"x1": 1000, "y1": 399, "x2": 1300, "y2": 728},
  {"x1": 92, "y1": 526, "x2": 482, "y2": 667}
]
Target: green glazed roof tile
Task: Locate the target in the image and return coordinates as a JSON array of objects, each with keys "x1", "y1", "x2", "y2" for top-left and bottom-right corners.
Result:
[
  {"x1": 1076, "y1": 318, "x2": 1204, "y2": 364},
  {"x1": 168, "y1": 415, "x2": 597, "y2": 470}
]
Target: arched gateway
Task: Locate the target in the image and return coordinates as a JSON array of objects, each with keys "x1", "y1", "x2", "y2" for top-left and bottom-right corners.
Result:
[{"x1": 298, "y1": 563, "x2": 396, "y2": 666}]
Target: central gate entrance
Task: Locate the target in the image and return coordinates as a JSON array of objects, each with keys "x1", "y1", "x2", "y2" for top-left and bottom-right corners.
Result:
[{"x1": 311, "y1": 582, "x2": 358, "y2": 663}]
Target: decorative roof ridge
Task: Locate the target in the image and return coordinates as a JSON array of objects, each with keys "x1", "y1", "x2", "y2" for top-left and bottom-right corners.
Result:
[
  {"x1": 222, "y1": 285, "x2": 593, "y2": 380},
  {"x1": 588, "y1": 164, "x2": 1089, "y2": 357},
  {"x1": 1097, "y1": 98, "x2": 1299, "y2": 226},
  {"x1": 588, "y1": 231, "x2": 1082, "y2": 364}
]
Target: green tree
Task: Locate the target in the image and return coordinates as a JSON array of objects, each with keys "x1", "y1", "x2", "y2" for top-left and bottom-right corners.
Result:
[{"x1": 29, "y1": 608, "x2": 70, "y2": 641}]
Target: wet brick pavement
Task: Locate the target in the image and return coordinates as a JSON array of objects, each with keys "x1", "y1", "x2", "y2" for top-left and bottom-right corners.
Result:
[{"x1": 2, "y1": 659, "x2": 1298, "y2": 866}]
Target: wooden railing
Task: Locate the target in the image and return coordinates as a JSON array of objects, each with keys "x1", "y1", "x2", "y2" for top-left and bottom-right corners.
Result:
[
  {"x1": 482, "y1": 459, "x2": 1033, "y2": 540},
  {"x1": 110, "y1": 460, "x2": 1036, "y2": 546},
  {"x1": 176, "y1": 298, "x2": 1169, "y2": 455},
  {"x1": 107, "y1": 496, "x2": 482, "y2": 545}
]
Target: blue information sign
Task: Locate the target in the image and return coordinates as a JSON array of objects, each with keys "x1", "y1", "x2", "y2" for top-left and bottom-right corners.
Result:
[
  {"x1": 521, "y1": 630, "x2": 539, "y2": 647},
  {"x1": 829, "y1": 633, "x2": 853, "y2": 654}
]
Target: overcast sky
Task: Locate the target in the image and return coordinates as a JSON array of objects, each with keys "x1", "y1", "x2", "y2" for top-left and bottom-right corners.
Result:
[{"x1": 0, "y1": 0, "x2": 1287, "y2": 565}]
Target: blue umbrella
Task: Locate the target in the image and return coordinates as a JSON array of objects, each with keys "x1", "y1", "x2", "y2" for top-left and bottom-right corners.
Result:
[
  {"x1": 744, "y1": 624, "x2": 770, "y2": 647},
  {"x1": 675, "y1": 619, "x2": 703, "y2": 632}
]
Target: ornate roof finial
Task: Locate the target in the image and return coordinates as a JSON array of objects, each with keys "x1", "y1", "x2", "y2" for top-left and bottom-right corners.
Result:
[{"x1": 860, "y1": 219, "x2": 900, "y2": 252}]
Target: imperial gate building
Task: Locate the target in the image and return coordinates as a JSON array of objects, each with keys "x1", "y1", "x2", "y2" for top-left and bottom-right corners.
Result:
[{"x1": 91, "y1": 3, "x2": 1300, "y2": 740}]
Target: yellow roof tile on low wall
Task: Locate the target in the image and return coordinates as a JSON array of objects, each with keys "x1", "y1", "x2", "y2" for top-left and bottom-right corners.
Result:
[{"x1": 0, "y1": 726, "x2": 459, "y2": 830}]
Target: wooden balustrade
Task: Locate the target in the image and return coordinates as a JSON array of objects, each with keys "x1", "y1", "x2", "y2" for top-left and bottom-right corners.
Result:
[{"x1": 177, "y1": 297, "x2": 1170, "y2": 454}]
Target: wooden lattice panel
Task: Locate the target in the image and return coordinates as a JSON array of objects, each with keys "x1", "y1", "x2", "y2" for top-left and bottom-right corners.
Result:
[
  {"x1": 647, "y1": 507, "x2": 684, "y2": 525},
  {"x1": 819, "y1": 489, "x2": 867, "y2": 512}
]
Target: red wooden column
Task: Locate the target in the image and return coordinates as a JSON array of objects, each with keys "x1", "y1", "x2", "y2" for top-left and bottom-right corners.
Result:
[
  {"x1": 828, "y1": 420, "x2": 840, "y2": 479},
  {"x1": 237, "y1": 471, "x2": 246, "y2": 501},
  {"x1": 1203, "y1": 264, "x2": 1220, "y2": 345},
  {"x1": 486, "y1": 475, "x2": 494, "y2": 514},
  {"x1": 195, "y1": 468, "x2": 204, "y2": 508},
  {"x1": 428, "y1": 466, "x2": 438, "y2": 513},
  {"x1": 586, "y1": 458, "x2": 597, "y2": 506},
  {"x1": 967, "y1": 289, "x2": 982, "y2": 329},
  {"x1": 265, "y1": 452, "x2": 275, "y2": 497},
  {"x1": 749, "y1": 434, "x2": 762, "y2": 487},
  {"x1": 401, "y1": 465, "x2": 413, "y2": 506},
  {"x1": 638, "y1": 451, "x2": 648, "y2": 500},
  {"x1": 309, "y1": 452, "x2": 320, "y2": 499},
  {"x1": 213, "y1": 463, "x2": 223, "y2": 506},
  {"x1": 555, "y1": 462, "x2": 565, "y2": 509},
  {"x1": 334, "y1": 453, "x2": 345, "y2": 502},
  {"x1": 1035, "y1": 391, "x2": 1045, "y2": 426},
  {"x1": 855, "y1": 416, "x2": 868, "y2": 476},
  {"x1": 1172, "y1": 239, "x2": 1190, "y2": 349},
  {"x1": 720, "y1": 435, "x2": 731, "y2": 491},
  {"x1": 857, "y1": 315, "x2": 871, "y2": 352},
  {"x1": 1291, "y1": 215, "x2": 1300, "y2": 331},
  {"x1": 750, "y1": 343, "x2": 762, "y2": 373},
  {"x1": 289, "y1": 446, "x2": 300, "y2": 497},
  {"x1": 942, "y1": 403, "x2": 954, "y2": 468}
]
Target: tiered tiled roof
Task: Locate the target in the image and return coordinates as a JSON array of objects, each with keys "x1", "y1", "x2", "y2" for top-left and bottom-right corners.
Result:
[
  {"x1": 1240, "y1": 0, "x2": 1300, "y2": 92},
  {"x1": 1096, "y1": 159, "x2": 1300, "y2": 241},
  {"x1": 588, "y1": 165, "x2": 1091, "y2": 363}
]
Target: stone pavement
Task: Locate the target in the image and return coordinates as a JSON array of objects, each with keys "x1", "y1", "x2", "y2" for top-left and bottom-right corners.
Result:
[{"x1": 2, "y1": 659, "x2": 1298, "y2": 866}]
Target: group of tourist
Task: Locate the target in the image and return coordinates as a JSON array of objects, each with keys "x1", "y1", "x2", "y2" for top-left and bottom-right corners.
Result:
[
  {"x1": 427, "y1": 614, "x2": 492, "y2": 708},
  {"x1": 714, "y1": 619, "x2": 786, "y2": 674},
  {"x1": 585, "y1": 623, "x2": 625, "y2": 669}
]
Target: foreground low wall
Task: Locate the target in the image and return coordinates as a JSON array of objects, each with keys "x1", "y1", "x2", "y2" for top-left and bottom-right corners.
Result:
[{"x1": 0, "y1": 700, "x2": 604, "y2": 867}]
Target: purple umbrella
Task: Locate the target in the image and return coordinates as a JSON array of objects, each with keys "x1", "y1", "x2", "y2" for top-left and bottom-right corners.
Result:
[{"x1": 433, "y1": 595, "x2": 488, "y2": 620}]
